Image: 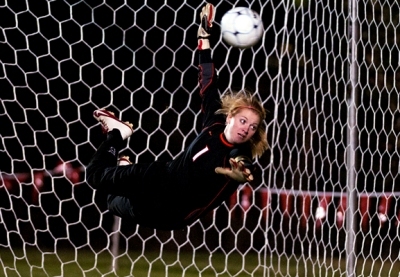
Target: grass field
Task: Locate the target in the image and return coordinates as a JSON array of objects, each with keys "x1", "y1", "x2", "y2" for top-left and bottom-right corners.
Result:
[{"x1": 0, "y1": 246, "x2": 399, "y2": 277}]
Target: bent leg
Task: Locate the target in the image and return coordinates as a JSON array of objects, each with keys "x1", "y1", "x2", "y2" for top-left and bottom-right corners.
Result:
[
  {"x1": 86, "y1": 129, "x2": 153, "y2": 197},
  {"x1": 86, "y1": 129, "x2": 124, "y2": 190}
]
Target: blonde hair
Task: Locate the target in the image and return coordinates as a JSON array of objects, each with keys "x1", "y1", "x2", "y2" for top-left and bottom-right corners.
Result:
[{"x1": 216, "y1": 90, "x2": 269, "y2": 158}]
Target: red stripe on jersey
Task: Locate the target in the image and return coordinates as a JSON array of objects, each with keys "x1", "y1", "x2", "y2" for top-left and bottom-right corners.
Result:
[
  {"x1": 198, "y1": 63, "x2": 215, "y2": 97},
  {"x1": 184, "y1": 179, "x2": 232, "y2": 222}
]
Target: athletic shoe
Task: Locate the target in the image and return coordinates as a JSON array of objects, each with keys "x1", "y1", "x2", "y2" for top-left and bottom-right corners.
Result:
[
  {"x1": 93, "y1": 109, "x2": 133, "y2": 140},
  {"x1": 118, "y1": 156, "x2": 132, "y2": 166},
  {"x1": 198, "y1": 3, "x2": 215, "y2": 39}
]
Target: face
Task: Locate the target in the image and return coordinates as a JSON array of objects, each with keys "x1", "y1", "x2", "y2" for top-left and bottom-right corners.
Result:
[{"x1": 224, "y1": 108, "x2": 260, "y2": 144}]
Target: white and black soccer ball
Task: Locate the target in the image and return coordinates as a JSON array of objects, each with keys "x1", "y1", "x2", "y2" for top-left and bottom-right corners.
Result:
[{"x1": 220, "y1": 7, "x2": 264, "y2": 49}]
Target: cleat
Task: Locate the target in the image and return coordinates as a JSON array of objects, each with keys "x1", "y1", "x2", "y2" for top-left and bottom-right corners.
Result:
[
  {"x1": 93, "y1": 109, "x2": 134, "y2": 140},
  {"x1": 198, "y1": 3, "x2": 216, "y2": 39},
  {"x1": 118, "y1": 156, "x2": 132, "y2": 166}
]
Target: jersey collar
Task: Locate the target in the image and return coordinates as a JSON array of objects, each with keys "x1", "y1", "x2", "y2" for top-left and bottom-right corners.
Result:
[{"x1": 219, "y1": 133, "x2": 234, "y2": 148}]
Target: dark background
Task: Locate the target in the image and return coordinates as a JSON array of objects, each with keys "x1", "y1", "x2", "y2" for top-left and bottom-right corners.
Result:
[{"x1": 0, "y1": 0, "x2": 399, "y2": 259}]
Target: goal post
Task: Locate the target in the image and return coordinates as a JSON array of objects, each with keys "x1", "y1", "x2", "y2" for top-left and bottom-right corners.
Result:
[{"x1": 1, "y1": 0, "x2": 400, "y2": 276}]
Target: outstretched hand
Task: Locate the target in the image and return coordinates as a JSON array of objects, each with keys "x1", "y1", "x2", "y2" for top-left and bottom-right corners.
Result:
[{"x1": 215, "y1": 158, "x2": 254, "y2": 183}]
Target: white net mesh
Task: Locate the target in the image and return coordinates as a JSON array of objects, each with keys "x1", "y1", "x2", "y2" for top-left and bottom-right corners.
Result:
[{"x1": 1, "y1": 0, "x2": 399, "y2": 276}]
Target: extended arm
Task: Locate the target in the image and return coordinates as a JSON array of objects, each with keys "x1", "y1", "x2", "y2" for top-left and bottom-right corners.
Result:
[
  {"x1": 197, "y1": 4, "x2": 223, "y2": 127},
  {"x1": 198, "y1": 49, "x2": 221, "y2": 125}
]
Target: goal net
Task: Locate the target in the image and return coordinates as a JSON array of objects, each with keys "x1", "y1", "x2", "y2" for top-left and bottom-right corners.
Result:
[{"x1": 1, "y1": 0, "x2": 399, "y2": 276}]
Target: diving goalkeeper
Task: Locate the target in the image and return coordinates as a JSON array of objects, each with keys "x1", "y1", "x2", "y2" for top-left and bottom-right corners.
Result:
[{"x1": 86, "y1": 3, "x2": 269, "y2": 230}]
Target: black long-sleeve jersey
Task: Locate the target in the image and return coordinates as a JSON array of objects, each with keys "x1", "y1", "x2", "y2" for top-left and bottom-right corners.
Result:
[{"x1": 86, "y1": 50, "x2": 253, "y2": 230}]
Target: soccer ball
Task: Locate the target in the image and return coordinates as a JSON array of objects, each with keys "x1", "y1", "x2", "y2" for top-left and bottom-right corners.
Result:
[{"x1": 220, "y1": 7, "x2": 264, "y2": 49}]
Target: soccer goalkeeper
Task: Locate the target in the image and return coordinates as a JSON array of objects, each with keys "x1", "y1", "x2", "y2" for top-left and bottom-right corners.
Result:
[{"x1": 86, "y1": 3, "x2": 269, "y2": 230}]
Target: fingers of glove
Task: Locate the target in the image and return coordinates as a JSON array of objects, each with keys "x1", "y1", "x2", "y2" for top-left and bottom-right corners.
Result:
[
  {"x1": 238, "y1": 165, "x2": 253, "y2": 182},
  {"x1": 229, "y1": 158, "x2": 238, "y2": 169},
  {"x1": 233, "y1": 161, "x2": 251, "y2": 176},
  {"x1": 216, "y1": 163, "x2": 253, "y2": 182},
  {"x1": 229, "y1": 159, "x2": 250, "y2": 173},
  {"x1": 238, "y1": 161, "x2": 248, "y2": 171},
  {"x1": 215, "y1": 167, "x2": 229, "y2": 175},
  {"x1": 246, "y1": 172, "x2": 254, "y2": 181}
]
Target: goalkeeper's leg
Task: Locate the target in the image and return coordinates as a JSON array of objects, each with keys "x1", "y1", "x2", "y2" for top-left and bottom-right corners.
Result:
[
  {"x1": 86, "y1": 129, "x2": 125, "y2": 191},
  {"x1": 106, "y1": 156, "x2": 138, "y2": 221},
  {"x1": 86, "y1": 110, "x2": 133, "y2": 192}
]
